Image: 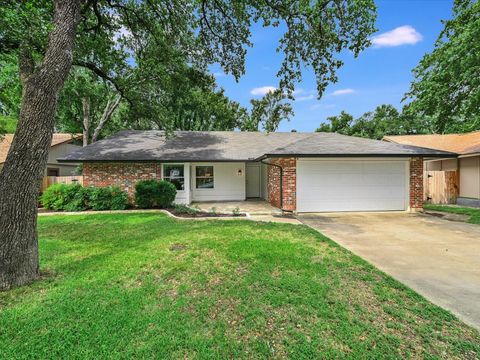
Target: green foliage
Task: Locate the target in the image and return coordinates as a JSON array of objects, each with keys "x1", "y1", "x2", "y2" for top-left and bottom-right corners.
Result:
[
  {"x1": 173, "y1": 204, "x2": 199, "y2": 216},
  {"x1": 0, "y1": 0, "x2": 377, "y2": 135},
  {"x1": 134, "y1": 180, "x2": 177, "y2": 209},
  {"x1": 40, "y1": 183, "x2": 83, "y2": 211},
  {"x1": 89, "y1": 186, "x2": 129, "y2": 211},
  {"x1": 40, "y1": 184, "x2": 128, "y2": 211},
  {"x1": 0, "y1": 115, "x2": 17, "y2": 135},
  {"x1": 405, "y1": 0, "x2": 480, "y2": 133},
  {"x1": 316, "y1": 105, "x2": 428, "y2": 140},
  {"x1": 241, "y1": 89, "x2": 294, "y2": 132},
  {"x1": 209, "y1": 207, "x2": 217, "y2": 215},
  {"x1": 232, "y1": 207, "x2": 241, "y2": 216}
]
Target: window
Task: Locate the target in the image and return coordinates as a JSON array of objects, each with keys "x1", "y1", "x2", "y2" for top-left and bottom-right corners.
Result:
[
  {"x1": 47, "y1": 168, "x2": 59, "y2": 176},
  {"x1": 196, "y1": 166, "x2": 214, "y2": 189},
  {"x1": 163, "y1": 164, "x2": 184, "y2": 190}
]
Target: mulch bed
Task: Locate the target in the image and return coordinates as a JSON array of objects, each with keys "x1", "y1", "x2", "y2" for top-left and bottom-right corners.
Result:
[{"x1": 165, "y1": 208, "x2": 246, "y2": 218}]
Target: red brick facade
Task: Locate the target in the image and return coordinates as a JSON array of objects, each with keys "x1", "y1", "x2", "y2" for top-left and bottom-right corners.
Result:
[
  {"x1": 84, "y1": 157, "x2": 423, "y2": 212},
  {"x1": 409, "y1": 157, "x2": 424, "y2": 210},
  {"x1": 266, "y1": 158, "x2": 296, "y2": 211},
  {"x1": 83, "y1": 162, "x2": 161, "y2": 198}
]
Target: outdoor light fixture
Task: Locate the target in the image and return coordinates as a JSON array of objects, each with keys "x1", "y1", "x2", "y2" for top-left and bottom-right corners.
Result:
[{"x1": 237, "y1": 169, "x2": 243, "y2": 176}]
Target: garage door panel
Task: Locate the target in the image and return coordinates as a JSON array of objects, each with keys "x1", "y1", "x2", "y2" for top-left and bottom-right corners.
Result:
[{"x1": 297, "y1": 160, "x2": 408, "y2": 212}]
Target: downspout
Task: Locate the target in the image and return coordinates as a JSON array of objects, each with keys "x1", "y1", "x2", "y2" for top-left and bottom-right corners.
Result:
[{"x1": 260, "y1": 159, "x2": 285, "y2": 212}]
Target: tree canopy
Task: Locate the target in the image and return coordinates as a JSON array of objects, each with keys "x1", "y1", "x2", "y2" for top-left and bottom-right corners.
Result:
[
  {"x1": 404, "y1": 0, "x2": 480, "y2": 133},
  {"x1": 0, "y1": 0, "x2": 378, "y2": 289},
  {"x1": 316, "y1": 104, "x2": 427, "y2": 140}
]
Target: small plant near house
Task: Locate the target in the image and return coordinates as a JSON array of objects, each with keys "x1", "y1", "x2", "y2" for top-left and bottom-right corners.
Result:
[
  {"x1": 173, "y1": 204, "x2": 199, "y2": 216},
  {"x1": 135, "y1": 180, "x2": 177, "y2": 209},
  {"x1": 232, "y1": 207, "x2": 241, "y2": 216},
  {"x1": 209, "y1": 207, "x2": 217, "y2": 215}
]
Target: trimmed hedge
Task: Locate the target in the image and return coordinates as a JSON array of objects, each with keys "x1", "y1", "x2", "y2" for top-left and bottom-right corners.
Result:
[
  {"x1": 40, "y1": 184, "x2": 129, "y2": 211},
  {"x1": 135, "y1": 180, "x2": 177, "y2": 208}
]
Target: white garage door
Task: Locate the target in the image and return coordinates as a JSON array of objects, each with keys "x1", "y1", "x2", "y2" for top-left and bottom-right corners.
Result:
[{"x1": 297, "y1": 159, "x2": 408, "y2": 212}]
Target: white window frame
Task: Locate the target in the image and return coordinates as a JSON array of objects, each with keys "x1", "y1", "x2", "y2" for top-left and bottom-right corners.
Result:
[
  {"x1": 195, "y1": 165, "x2": 215, "y2": 190},
  {"x1": 162, "y1": 163, "x2": 185, "y2": 191}
]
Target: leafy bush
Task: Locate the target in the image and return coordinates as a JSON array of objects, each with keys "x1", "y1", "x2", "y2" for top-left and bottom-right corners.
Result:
[
  {"x1": 64, "y1": 187, "x2": 93, "y2": 212},
  {"x1": 41, "y1": 184, "x2": 128, "y2": 211},
  {"x1": 41, "y1": 183, "x2": 82, "y2": 211},
  {"x1": 134, "y1": 180, "x2": 177, "y2": 208},
  {"x1": 89, "y1": 186, "x2": 129, "y2": 211}
]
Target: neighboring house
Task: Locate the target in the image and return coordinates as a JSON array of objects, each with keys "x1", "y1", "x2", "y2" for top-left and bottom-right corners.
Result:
[
  {"x1": 59, "y1": 131, "x2": 453, "y2": 212},
  {"x1": 385, "y1": 131, "x2": 480, "y2": 207},
  {"x1": 0, "y1": 133, "x2": 81, "y2": 176}
]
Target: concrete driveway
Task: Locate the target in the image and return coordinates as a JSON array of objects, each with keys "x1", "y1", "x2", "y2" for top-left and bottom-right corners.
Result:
[{"x1": 298, "y1": 212, "x2": 480, "y2": 330}]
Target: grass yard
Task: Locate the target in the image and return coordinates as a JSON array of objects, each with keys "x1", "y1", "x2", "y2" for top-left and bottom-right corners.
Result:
[
  {"x1": 424, "y1": 204, "x2": 480, "y2": 224},
  {"x1": 1, "y1": 213, "x2": 479, "y2": 359}
]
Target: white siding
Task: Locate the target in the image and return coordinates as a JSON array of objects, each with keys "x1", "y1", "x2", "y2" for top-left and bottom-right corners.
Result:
[
  {"x1": 297, "y1": 158, "x2": 409, "y2": 212},
  {"x1": 191, "y1": 162, "x2": 245, "y2": 202}
]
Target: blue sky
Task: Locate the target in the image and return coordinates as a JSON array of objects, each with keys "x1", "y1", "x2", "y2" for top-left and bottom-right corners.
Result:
[{"x1": 210, "y1": 0, "x2": 454, "y2": 132}]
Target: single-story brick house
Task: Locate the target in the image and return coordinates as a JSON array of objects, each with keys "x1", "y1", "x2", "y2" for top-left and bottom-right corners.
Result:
[
  {"x1": 59, "y1": 131, "x2": 453, "y2": 212},
  {"x1": 385, "y1": 131, "x2": 480, "y2": 207}
]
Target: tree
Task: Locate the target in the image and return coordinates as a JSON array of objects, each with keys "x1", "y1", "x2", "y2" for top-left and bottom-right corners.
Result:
[
  {"x1": 0, "y1": 0, "x2": 376, "y2": 289},
  {"x1": 316, "y1": 105, "x2": 427, "y2": 140},
  {"x1": 241, "y1": 89, "x2": 294, "y2": 132},
  {"x1": 404, "y1": 0, "x2": 480, "y2": 133},
  {"x1": 316, "y1": 111, "x2": 354, "y2": 135}
]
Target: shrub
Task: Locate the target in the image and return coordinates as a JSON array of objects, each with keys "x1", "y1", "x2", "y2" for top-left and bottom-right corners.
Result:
[
  {"x1": 173, "y1": 204, "x2": 199, "y2": 216},
  {"x1": 41, "y1": 184, "x2": 129, "y2": 212},
  {"x1": 135, "y1": 180, "x2": 177, "y2": 208},
  {"x1": 89, "y1": 186, "x2": 129, "y2": 211},
  {"x1": 41, "y1": 183, "x2": 82, "y2": 211},
  {"x1": 64, "y1": 187, "x2": 93, "y2": 212}
]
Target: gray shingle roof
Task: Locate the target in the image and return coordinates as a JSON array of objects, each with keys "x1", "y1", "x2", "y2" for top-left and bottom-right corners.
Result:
[{"x1": 58, "y1": 130, "x2": 456, "y2": 162}]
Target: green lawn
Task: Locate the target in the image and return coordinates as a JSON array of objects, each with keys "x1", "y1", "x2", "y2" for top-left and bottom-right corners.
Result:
[
  {"x1": 424, "y1": 204, "x2": 480, "y2": 224},
  {"x1": 1, "y1": 213, "x2": 479, "y2": 359}
]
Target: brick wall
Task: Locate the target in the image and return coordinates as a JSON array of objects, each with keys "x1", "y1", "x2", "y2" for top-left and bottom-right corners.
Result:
[
  {"x1": 409, "y1": 157, "x2": 424, "y2": 210},
  {"x1": 266, "y1": 158, "x2": 296, "y2": 211},
  {"x1": 83, "y1": 162, "x2": 161, "y2": 198}
]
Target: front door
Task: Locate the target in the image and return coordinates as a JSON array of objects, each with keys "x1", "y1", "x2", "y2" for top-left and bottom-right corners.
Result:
[{"x1": 246, "y1": 164, "x2": 260, "y2": 198}]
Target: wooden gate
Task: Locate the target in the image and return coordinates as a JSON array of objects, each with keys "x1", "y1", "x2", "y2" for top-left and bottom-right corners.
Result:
[
  {"x1": 424, "y1": 170, "x2": 459, "y2": 204},
  {"x1": 41, "y1": 176, "x2": 84, "y2": 192}
]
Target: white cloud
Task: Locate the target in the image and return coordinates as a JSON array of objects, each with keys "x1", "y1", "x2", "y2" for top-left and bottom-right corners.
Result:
[
  {"x1": 331, "y1": 88, "x2": 356, "y2": 96},
  {"x1": 371, "y1": 25, "x2": 423, "y2": 48},
  {"x1": 296, "y1": 94, "x2": 315, "y2": 101},
  {"x1": 250, "y1": 86, "x2": 277, "y2": 96},
  {"x1": 309, "y1": 104, "x2": 335, "y2": 111}
]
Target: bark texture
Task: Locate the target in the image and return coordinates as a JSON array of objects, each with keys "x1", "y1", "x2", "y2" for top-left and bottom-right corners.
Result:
[
  {"x1": 0, "y1": 0, "x2": 81, "y2": 290},
  {"x1": 91, "y1": 94, "x2": 121, "y2": 143},
  {"x1": 82, "y1": 97, "x2": 90, "y2": 146}
]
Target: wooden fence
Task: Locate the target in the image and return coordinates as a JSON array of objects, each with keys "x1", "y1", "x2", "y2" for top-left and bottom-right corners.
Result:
[
  {"x1": 41, "y1": 176, "x2": 84, "y2": 192},
  {"x1": 423, "y1": 170, "x2": 459, "y2": 205}
]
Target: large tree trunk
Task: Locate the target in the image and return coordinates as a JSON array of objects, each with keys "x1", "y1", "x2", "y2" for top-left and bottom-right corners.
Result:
[{"x1": 0, "y1": 0, "x2": 81, "y2": 290}]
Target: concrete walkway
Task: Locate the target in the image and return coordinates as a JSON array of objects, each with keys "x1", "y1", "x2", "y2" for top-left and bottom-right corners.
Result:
[
  {"x1": 298, "y1": 212, "x2": 480, "y2": 330},
  {"x1": 192, "y1": 199, "x2": 282, "y2": 215}
]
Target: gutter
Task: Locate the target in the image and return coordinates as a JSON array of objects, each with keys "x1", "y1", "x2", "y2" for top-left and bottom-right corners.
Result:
[{"x1": 259, "y1": 159, "x2": 287, "y2": 212}]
